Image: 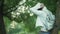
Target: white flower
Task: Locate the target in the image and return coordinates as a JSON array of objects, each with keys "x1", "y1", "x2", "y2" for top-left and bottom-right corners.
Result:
[
  {"x1": 28, "y1": 10, "x2": 30, "y2": 13},
  {"x1": 19, "y1": 0, "x2": 26, "y2": 5},
  {"x1": 10, "y1": 21, "x2": 18, "y2": 28},
  {"x1": 16, "y1": 12, "x2": 20, "y2": 16},
  {"x1": 30, "y1": 13, "x2": 34, "y2": 16}
]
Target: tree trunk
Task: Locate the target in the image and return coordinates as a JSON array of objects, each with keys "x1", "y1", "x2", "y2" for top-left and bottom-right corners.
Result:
[
  {"x1": 0, "y1": 0, "x2": 6, "y2": 34},
  {"x1": 51, "y1": 0, "x2": 60, "y2": 34}
]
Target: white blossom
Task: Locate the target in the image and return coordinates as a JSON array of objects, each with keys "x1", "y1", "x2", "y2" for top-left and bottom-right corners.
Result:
[{"x1": 30, "y1": 13, "x2": 34, "y2": 16}]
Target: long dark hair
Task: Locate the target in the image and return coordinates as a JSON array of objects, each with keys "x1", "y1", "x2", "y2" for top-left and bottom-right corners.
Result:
[{"x1": 37, "y1": 7, "x2": 43, "y2": 10}]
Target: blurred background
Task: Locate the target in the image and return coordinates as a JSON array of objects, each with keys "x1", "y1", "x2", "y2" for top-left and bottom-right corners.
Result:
[{"x1": 2, "y1": 0, "x2": 58, "y2": 34}]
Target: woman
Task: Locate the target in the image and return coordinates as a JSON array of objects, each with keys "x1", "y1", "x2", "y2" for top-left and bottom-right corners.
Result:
[{"x1": 29, "y1": 2, "x2": 55, "y2": 34}]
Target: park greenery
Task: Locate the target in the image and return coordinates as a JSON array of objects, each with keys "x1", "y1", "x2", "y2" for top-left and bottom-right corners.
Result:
[{"x1": 3, "y1": 0, "x2": 57, "y2": 34}]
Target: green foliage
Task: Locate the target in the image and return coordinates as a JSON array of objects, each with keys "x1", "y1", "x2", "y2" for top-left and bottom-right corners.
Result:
[
  {"x1": 4, "y1": 0, "x2": 21, "y2": 10},
  {"x1": 3, "y1": 0, "x2": 57, "y2": 34},
  {"x1": 3, "y1": 16, "x2": 11, "y2": 28}
]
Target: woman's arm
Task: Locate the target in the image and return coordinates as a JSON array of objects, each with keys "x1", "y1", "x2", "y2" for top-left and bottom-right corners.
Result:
[{"x1": 29, "y1": 3, "x2": 43, "y2": 15}]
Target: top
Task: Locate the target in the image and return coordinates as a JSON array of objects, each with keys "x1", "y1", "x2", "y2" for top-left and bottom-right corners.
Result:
[{"x1": 29, "y1": 3, "x2": 55, "y2": 32}]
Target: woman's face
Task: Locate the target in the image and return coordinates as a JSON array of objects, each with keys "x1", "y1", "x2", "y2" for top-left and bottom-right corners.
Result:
[
  {"x1": 40, "y1": 3, "x2": 44, "y2": 8},
  {"x1": 37, "y1": 3, "x2": 44, "y2": 10}
]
